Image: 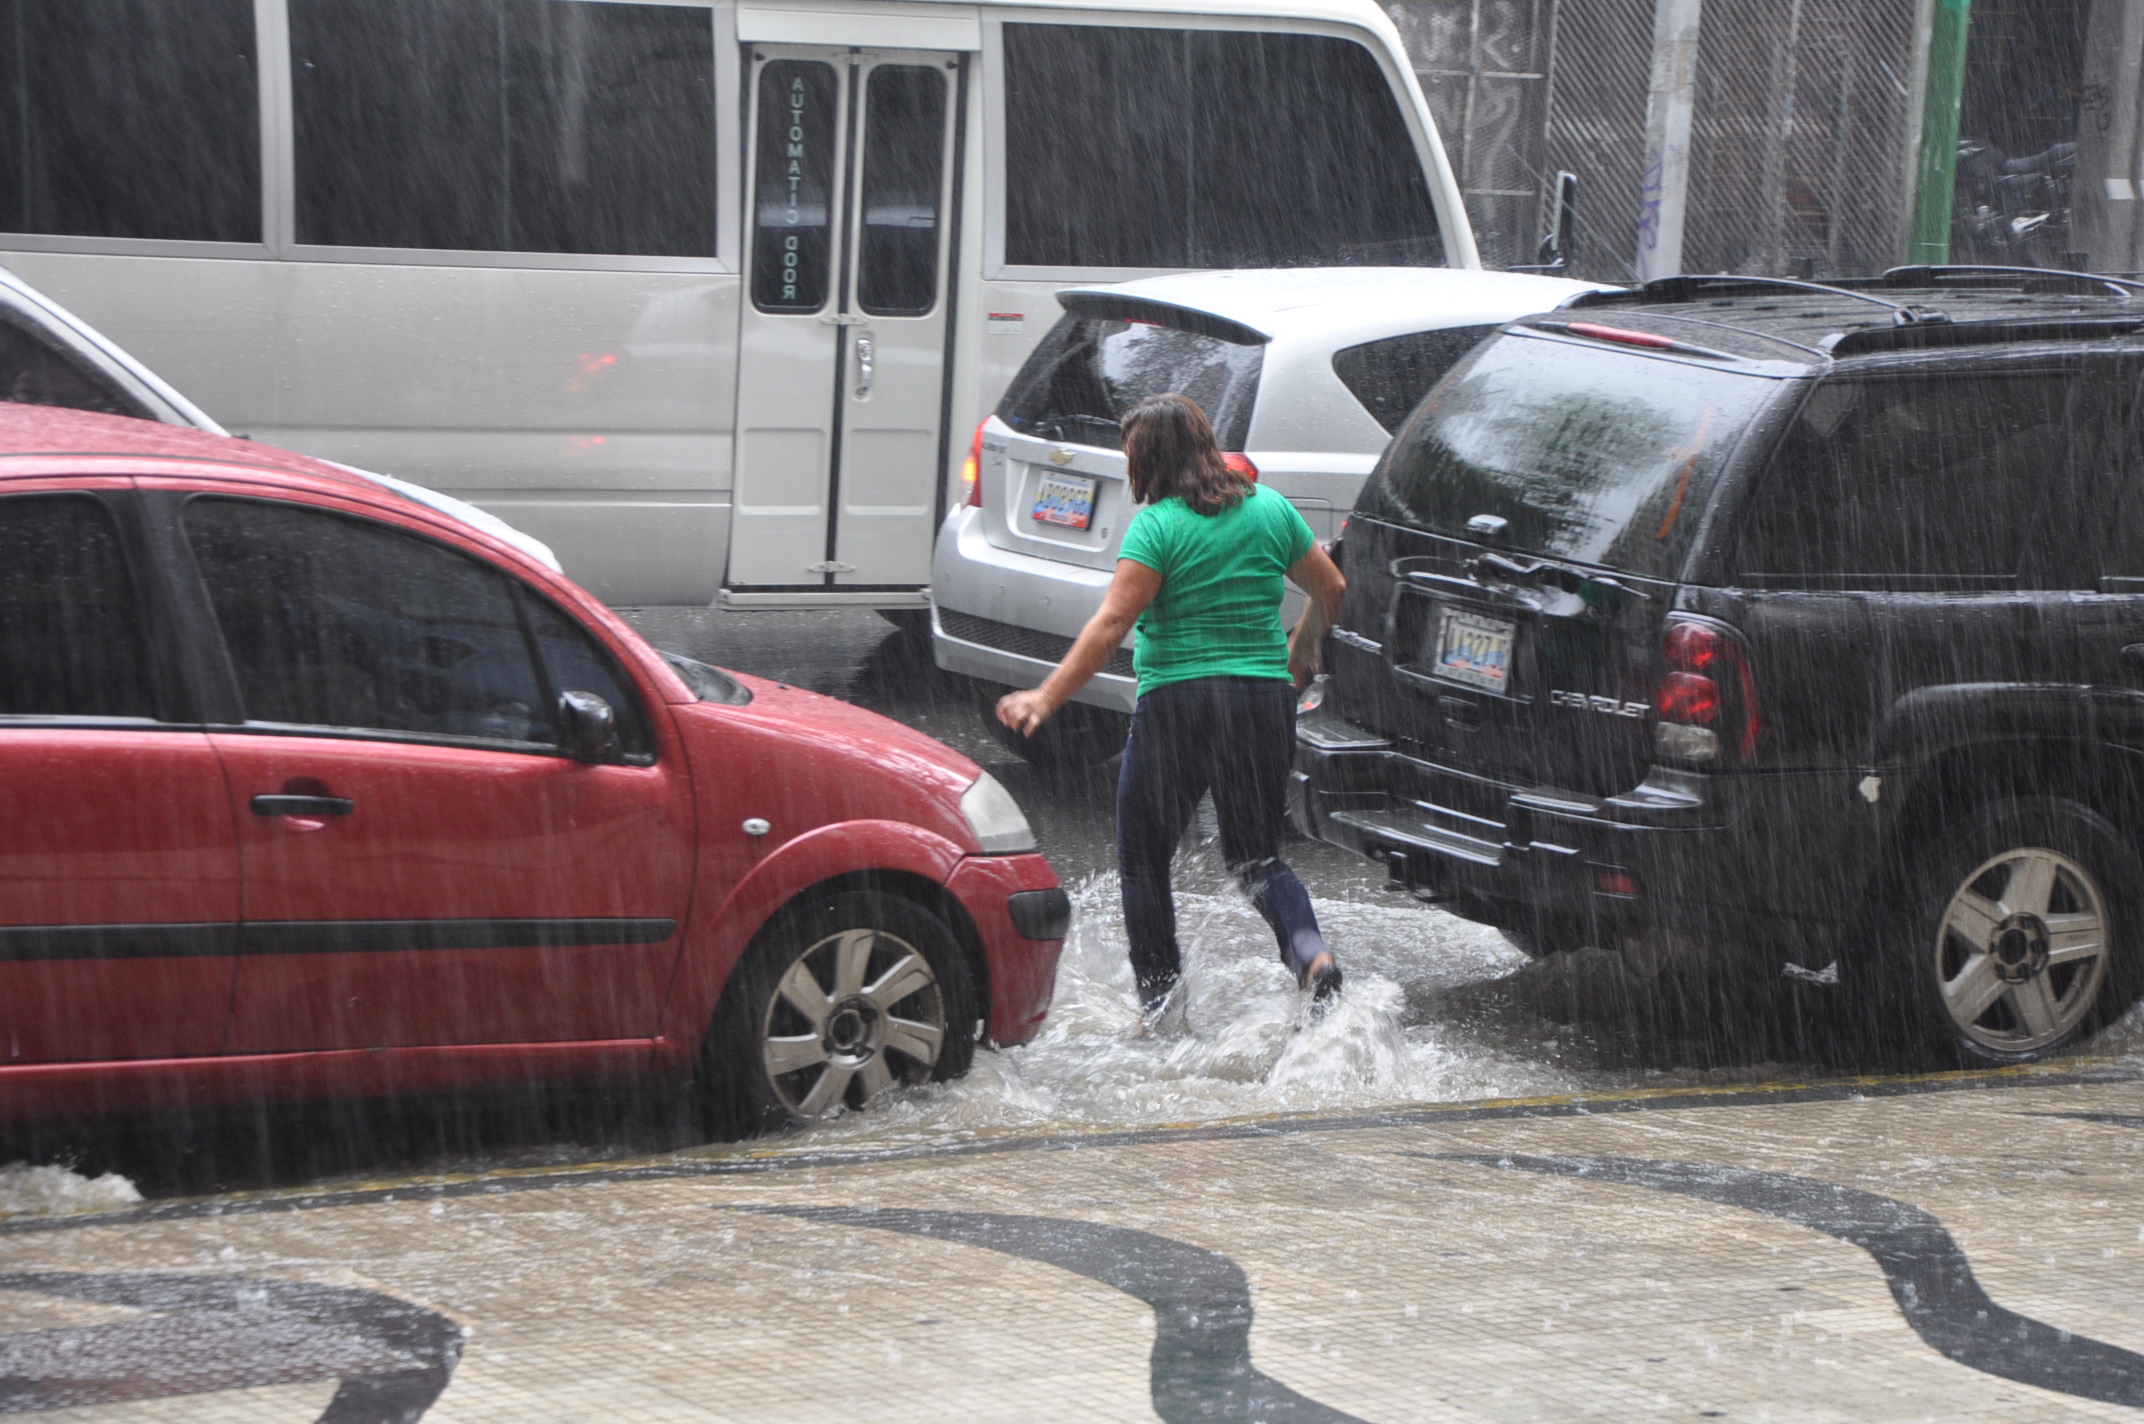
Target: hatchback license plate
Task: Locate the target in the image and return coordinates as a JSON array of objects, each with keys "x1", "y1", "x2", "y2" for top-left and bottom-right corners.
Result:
[
  {"x1": 1432, "y1": 607, "x2": 1515, "y2": 693},
  {"x1": 1030, "y1": 473, "x2": 1098, "y2": 530}
]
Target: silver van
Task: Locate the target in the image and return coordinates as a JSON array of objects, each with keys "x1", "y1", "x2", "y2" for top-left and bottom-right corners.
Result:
[
  {"x1": 0, "y1": 0, "x2": 1473, "y2": 610},
  {"x1": 931, "y1": 266, "x2": 1608, "y2": 764}
]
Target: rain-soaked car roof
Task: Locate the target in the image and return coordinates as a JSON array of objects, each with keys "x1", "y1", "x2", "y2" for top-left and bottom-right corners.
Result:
[
  {"x1": 0, "y1": 405, "x2": 554, "y2": 562},
  {"x1": 1055, "y1": 267, "x2": 1613, "y2": 350},
  {"x1": 0, "y1": 403, "x2": 383, "y2": 483},
  {"x1": 1558, "y1": 270, "x2": 2144, "y2": 366}
]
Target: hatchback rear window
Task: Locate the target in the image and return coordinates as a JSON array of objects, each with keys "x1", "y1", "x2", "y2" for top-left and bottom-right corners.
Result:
[
  {"x1": 1331, "y1": 325, "x2": 1498, "y2": 435},
  {"x1": 995, "y1": 316, "x2": 1262, "y2": 451},
  {"x1": 1364, "y1": 332, "x2": 1779, "y2": 579}
]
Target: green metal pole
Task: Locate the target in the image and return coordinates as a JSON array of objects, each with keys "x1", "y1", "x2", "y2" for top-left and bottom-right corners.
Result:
[{"x1": 1908, "y1": 0, "x2": 1972, "y2": 263}]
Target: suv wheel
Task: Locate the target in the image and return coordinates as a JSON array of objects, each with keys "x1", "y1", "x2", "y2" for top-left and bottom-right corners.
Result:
[
  {"x1": 1885, "y1": 797, "x2": 2138, "y2": 1065},
  {"x1": 705, "y1": 891, "x2": 977, "y2": 1135}
]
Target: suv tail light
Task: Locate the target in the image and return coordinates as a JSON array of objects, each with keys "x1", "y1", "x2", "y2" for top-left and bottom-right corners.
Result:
[
  {"x1": 1654, "y1": 617, "x2": 1759, "y2": 765},
  {"x1": 1223, "y1": 451, "x2": 1259, "y2": 482},
  {"x1": 961, "y1": 419, "x2": 987, "y2": 508}
]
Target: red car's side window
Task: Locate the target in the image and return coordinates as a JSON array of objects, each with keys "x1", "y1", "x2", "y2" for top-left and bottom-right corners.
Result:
[
  {"x1": 0, "y1": 492, "x2": 156, "y2": 719},
  {"x1": 181, "y1": 496, "x2": 642, "y2": 753}
]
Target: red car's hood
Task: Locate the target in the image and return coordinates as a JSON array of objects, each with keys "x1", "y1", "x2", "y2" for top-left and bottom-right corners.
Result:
[{"x1": 671, "y1": 670, "x2": 986, "y2": 852}]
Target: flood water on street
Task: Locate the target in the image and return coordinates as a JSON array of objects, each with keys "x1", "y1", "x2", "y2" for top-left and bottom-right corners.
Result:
[
  {"x1": 632, "y1": 607, "x2": 2144, "y2": 1155},
  {"x1": 7, "y1": 606, "x2": 2139, "y2": 1213}
]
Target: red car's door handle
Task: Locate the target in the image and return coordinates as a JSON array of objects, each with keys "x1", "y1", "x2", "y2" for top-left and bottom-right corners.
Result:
[{"x1": 250, "y1": 794, "x2": 354, "y2": 818}]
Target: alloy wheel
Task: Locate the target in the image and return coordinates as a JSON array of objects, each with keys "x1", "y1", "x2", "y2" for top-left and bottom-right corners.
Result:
[
  {"x1": 758, "y1": 926, "x2": 947, "y2": 1119},
  {"x1": 1933, "y1": 845, "x2": 2109, "y2": 1055}
]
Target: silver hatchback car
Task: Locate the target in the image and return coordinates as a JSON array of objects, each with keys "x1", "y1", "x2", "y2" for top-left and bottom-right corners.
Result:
[{"x1": 930, "y1": 266, "x2": 1608, "y2": 764}]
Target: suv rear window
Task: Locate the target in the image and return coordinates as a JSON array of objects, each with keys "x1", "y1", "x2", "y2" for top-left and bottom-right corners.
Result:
[
  {"x1": 995, "y1": 316, "x2": 1263, "y2": 451},
  {"x1": 1363, "y1": 332, "x2": 1779, "y2": 580},
  {"x1": 1332, "y1": 325, "x2": 1497, "y2": 434},
  {"x1": 1737, "y1": 374, "x2": 2071, "y2": 588}
]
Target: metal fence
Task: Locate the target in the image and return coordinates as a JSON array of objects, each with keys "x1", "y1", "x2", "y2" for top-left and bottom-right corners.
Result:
[{"x1": 1388, "y1": 0, "x2": 1923, "y2": 281}]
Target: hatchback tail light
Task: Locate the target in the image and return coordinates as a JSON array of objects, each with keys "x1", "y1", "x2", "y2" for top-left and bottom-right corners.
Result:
[
  {"x1": 961, "y1": 418, "x2": 987, "y2": 508},
  {"x1": 1223, "y1": 451, "x2": 1260, "y2": 482},
  {"x1": 1654, "y1": 617, "x2": 1759, "y2": 765}
]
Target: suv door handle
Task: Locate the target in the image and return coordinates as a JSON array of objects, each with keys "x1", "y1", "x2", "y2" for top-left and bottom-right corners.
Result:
[
  {"x1": 853, "y1": 333, "x2": 874, "y2": 396},
  {"x1": 251, "y1": 794, "x2": 354, "y2": 818},
  {"x1": 2122, "y1": 644, "x2": 2144, "y2": 681}
]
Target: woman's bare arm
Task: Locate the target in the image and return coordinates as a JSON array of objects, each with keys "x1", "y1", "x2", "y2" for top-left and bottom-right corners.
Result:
[
  {"x1": 996, "y1": 558, "x2": 1164, "y2": 735},
  {"x1": 1285, "y1": 542, "x2": 1347, "y2": 690}
]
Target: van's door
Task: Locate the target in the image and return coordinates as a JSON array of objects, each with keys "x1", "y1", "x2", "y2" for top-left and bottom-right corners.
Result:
[{"x1": 728, "y1": 46, "x2": 960, "y2": 592}]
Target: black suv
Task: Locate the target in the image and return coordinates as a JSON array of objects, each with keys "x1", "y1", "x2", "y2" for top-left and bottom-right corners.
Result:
[{"x1": 1293, "y1": 268, "x2": 2144, "y2": 1065}]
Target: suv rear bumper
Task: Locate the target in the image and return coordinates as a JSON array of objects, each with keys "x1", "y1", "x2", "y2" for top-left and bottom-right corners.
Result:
[
  {"x1": 1292, "y1": 707, "x2": 1857, "y2": 963},
  {"x1": 930, "y1": 506, "x2": 1136, "y2": 712}
]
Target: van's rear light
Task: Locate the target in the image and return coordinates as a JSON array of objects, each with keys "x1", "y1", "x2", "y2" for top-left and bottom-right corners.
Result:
[
  {"x1": 961, "y1": 419, "x2": 987, "y2": 508},
  {"x1": 1223, "y1": 451, "x2": 1259, "y2": 482},
  {"x1": 1653, "y1": 618, "x2": 1759, "y2": 766}
]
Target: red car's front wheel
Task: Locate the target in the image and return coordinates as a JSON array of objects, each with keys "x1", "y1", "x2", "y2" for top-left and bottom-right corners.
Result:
[{"x1": 706, "y1": 891, "x2": 977, "y2": 1135}]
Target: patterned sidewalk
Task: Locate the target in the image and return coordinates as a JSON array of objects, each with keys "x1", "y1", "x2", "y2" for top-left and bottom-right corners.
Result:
[{"x1": 2, "y1": 1065, "x2": 2141, "y2": 1422}]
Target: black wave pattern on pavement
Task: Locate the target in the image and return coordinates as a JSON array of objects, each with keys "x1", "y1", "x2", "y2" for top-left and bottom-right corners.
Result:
[
  {"x1": 2028, "y1": 1110, "x2": 2144, "y2": 1131},
  {"x1": 0, "y1": 1271, "x2": 463, "y2": 1421},
  {"x1": 1428, "y1": 1153, "x2": 2144, "y2": 1409},
  {"x1": 741, "y1": 1206, "x2": 1366, "y2": 1424}
]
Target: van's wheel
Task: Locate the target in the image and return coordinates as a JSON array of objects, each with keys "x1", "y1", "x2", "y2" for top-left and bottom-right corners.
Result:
[
  {"x1": 1869, "y1": 797, "x2": 2139, "y2": 1066},
  {"x1": 704, "y1": 891, "x2": 976, "y2": 1136},
  {"x1": 985, "y1": 700, "x2": 1128, "y2": 770}
]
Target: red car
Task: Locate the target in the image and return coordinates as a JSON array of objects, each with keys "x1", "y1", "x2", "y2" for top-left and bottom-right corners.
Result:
[{"x1": 0, "y1": 407, "x2": 1066, "y2": 1130}]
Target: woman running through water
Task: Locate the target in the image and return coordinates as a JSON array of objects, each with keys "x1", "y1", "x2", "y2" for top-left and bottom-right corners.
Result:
[{"x1": 997, "y1": 392, "x2": 1348, "y2": 1019}]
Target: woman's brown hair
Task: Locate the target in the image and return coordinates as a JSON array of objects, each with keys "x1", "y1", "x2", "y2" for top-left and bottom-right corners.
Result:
[{"x1": 1121, "y1": 392, "x2": 1248, "y2": 517}]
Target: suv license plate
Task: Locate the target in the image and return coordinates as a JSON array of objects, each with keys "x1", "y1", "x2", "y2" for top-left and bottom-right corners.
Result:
[
  {"x1": 1432, "y1": 607, "x2": 1515, "y2": 694},
  {"x1": 1030, "y1": 473, "x2": 1098, "y2": 530}
]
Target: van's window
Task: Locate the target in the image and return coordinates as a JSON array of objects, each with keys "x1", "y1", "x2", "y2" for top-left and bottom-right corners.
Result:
[
  {"x1": 752, "y1": 60, "x2": 838, "y2": 312},
  {"x1": 1332, "y1": 326, "x2": 1498, "y2": 435},
  {"x1": 1003, "y1": 25, "x2": 1440, "y2": 270},
  {"x1": 857, "y1": 65, "x2": 948, "y2": 318},
  {"x1": 1366, "y1": 333, "x2": 1777, "y2": 581},
  {"x1": 1738, "y1": 375, "x2": 2069, "y2": 588},
  {"x1": 996, "y1": 316, "x2": 1263, "y2": 451},
  {"x1": 0, "y1": 494, "x2": 155, "y2": 719},
  {"x1": 292, "y1": 0, "x2": 716, "y2": 257},
  {"x1": 0, "y1": 0, "x2": 259, "y2": 242},
  {"x1": 0, "y1": 309, "x2": 154, "y2": 419}
]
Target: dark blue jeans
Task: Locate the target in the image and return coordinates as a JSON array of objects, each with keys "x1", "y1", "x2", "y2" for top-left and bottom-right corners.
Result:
[{"x1": 1117, "y1": 675, "x2": 1329, "y2": 1005}]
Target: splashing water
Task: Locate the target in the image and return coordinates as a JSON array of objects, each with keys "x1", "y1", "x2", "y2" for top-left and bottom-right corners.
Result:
[
  {"x1": 792, "y1": 863, "x2": 2144, "y2": 1154},
  {"x1": 0, "y1": 1162, "x2": 141, "y2": 1220},
  {"x1": 803, "y1": 872, "x2": 1590, "y2": 1149}
]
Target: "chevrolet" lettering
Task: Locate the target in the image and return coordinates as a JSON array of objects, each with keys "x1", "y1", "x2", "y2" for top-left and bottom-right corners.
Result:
[{"x1": 1550, "y1": 690, "x2": 1650, "y2": 718}]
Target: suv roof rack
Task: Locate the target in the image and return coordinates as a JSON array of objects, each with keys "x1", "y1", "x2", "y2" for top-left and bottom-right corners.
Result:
[
  {"x1": 1566, "y1": 275, "x2": 1950, "y2": 326},
  {"x1": 1823, "y1": 315, "x2": 2144, "y2": 356},
  {"x1": 1877, "y1": 264, "x2": 2144, "y2": 297}
]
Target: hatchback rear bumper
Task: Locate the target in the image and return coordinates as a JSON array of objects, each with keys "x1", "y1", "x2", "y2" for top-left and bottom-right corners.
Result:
[
  {"x1": 930, "y1": 506, "x2": 1136, "y2": 712},
  {"x1": 1292, "y1": 708, "x2": 1863, "y2": 965}
]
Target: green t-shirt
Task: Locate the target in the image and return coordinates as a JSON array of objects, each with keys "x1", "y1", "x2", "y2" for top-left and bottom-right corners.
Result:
[{"x1": 1118, "y1": 482, "x2": 1315, "y2": 695}]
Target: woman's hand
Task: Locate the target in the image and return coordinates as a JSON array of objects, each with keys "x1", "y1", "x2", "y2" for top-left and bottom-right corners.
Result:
[
  {"x1": 1287, "y1": 629, "x2": 1320, "y2": 692},
  {"x1": 996, "y1": 688, "x2": 1058, "y2": 737},
  {"x1": 1285, "y1": 542, "x2": 1346, "y2": 692}
]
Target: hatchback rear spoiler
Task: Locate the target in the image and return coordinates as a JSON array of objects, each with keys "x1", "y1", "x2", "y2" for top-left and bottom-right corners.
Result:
[{"x1": 1054, "y1": 291, "x2": 1272, "y2": 346}]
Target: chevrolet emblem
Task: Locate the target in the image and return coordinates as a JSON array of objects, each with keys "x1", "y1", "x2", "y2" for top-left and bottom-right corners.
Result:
[{"x1": 1048, "y1": 449, "x2": 1073, "y2": 465}]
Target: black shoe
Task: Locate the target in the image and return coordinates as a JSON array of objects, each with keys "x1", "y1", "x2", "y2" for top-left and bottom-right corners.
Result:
[
  {"x1": 1305, "y1": 957, "x2": 1343, "y2": 1023},
  {"x1": 1137, "y1": 975, "x2": 1181, "y2": 1017}
]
